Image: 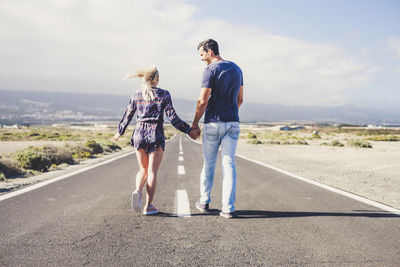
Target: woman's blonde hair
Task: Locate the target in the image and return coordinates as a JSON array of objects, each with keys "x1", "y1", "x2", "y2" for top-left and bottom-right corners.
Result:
[{"x1": 126, "y1": 65, "x2": 159, "y2": 101}]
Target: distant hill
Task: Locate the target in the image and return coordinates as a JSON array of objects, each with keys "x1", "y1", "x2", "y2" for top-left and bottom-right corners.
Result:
[
  {"x1": 240, "y1": 102, "x2": 400, "y2": 124},
  {"x1": 1, "y1": 90, "x2": 399, "y2": 125},
  {"x1": 1, "y1": 90, "x2": 128, "y2": 115}
]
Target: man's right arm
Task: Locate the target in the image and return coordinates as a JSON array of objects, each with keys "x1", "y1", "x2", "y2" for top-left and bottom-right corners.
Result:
[
  {"x1": 237, "y1": 85, "x2": 243, "y2": 108},
  {"x1": 191, "y1": 87, "x2": 212, "y2": 130}
]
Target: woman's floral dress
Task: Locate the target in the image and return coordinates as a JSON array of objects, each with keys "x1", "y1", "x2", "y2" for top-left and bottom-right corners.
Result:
[{"x1": 118, "y1": 88, "x2": 191, "y2": 153}]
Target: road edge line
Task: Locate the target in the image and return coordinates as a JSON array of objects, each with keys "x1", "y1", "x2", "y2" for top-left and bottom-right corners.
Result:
[
  {"x1": 0, "y1": 133, "x2": 178, "y2": 202},
  {"x1": 235, "y1": 153, "x2": 400, "y2": 216},
  {"x1": 0, "y1": 151, "x2": 136, "y2": 202},
  {"x1": 173, "y1": 135, "x2": 400, "y2": 216}
]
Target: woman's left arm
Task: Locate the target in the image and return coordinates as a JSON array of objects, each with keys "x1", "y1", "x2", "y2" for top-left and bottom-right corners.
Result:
[
  {"x1": 164, "y1": 91, "x2": 191, "y2": 134},
  {"x1": 117, "y1": 97, "x2": 137, "y2": 137}
]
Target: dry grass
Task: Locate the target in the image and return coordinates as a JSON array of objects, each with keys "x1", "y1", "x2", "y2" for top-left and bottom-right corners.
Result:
[
  {"x1": 241, "y1": 126, "x2": 400, "y2": 148},
  {"x1": 0, "y1": 124, "x2": 180, "y2": 180}
]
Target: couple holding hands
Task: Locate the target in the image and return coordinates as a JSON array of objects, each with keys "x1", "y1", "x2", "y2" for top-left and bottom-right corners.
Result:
[{"x1": 113, "y1": 39, "x2": 243, "y2": 219}]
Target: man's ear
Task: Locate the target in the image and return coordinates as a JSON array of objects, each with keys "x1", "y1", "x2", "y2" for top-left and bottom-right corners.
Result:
[{"x1": 207, "y1": 49, "x2": 214, "y2": 57}]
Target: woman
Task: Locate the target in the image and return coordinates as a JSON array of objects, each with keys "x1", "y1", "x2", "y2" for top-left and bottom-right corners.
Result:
[{"x1": 113, "y1": 65, "x2": 195, "y2": 215}]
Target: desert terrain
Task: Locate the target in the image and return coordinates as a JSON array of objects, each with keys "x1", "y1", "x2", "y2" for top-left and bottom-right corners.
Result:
[
  {"x1": 236, "y1": 125, "x2": 400, "y2": 209},
  {"x1": 1, "y1": 125, "x2": 399, "y2": 210}
]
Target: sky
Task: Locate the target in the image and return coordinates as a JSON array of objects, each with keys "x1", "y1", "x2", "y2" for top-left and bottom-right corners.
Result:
[{"x1": 0, "y1": 0, "x2": 399, "y2": 107}]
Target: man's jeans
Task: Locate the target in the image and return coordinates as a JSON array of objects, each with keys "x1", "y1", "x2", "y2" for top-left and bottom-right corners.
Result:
[{"x1": 200, "y1": 121, "x2": 240, "y2": 213}]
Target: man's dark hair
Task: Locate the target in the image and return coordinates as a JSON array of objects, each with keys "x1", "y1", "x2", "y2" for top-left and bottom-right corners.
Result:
[{"x1": 198, "y1": 39, "x2": 219, "y2": 56}]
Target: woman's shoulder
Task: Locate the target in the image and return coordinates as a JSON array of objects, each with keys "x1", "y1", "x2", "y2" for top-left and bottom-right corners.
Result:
[
  {"x1": 154, "y1": 88, "x2": 170, "y2": 98},
  {"x1": 130, "y1": 89, "x2": 142, "y2": 99}
]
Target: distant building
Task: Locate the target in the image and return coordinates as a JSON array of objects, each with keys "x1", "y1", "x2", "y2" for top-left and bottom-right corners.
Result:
[
  {"x1": 367, "y1": 124, "x2": 384, "y2": 129},
  {"x1": 279, "y1": 125, "x2": 305, "y2": 131},
  {"x1": 1, "y1": 124, "x2": 21, "y2": 129},
  {"x1": 268, "y1": 125, "x2": 306, "y2": 131}
]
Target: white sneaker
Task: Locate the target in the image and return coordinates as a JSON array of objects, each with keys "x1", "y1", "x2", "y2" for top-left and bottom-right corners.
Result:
[
  {"x1": 131, "y1": 191, "x2": 142, "y2": 213},
  {"x1": 143, "y1": 204, "x2": 158, "y2": 215}
]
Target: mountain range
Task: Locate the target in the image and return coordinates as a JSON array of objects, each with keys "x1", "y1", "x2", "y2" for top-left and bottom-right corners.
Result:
[{"x1": 1, "y1": 90, "x2": 399, "y2": 125}]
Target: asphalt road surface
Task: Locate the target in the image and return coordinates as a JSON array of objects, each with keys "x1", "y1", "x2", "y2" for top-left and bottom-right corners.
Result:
[{"x1": 0, "y1": 134, "x2": 399, "y2": 266}]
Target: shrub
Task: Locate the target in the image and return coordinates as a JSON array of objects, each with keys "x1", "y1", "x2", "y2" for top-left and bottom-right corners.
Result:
[
  {"x1": 99, "y1": 140, "x2": 121, "y2": 153},
  {"x1": 0, "y1": 129, "x2": 85, "y2": 141},
  {"x1": 47, "y1": 133, "x2": 60, "y2": 139},
  {"x1": 312, "y1": 133, "x2": 321, "y2": 139},
  {"x1": 72, "y1": 145, "x2": 92, "y2": 159},
  {"x1": 279, "y1": 140, "x2": 308, "y2": 145},
  {"x1": 246, "y1": 132, "x2": 257, "y2": 139},
  {"x1": 15, "y1": 148, "x2": 51, "y2": 171},
  {"x1": 164, "y1": 132, "x2": 175, "y2": 140},
  {"x1": 294, "y1": 140, "x2": 308, "y2": 145},
  {"x1": 1, "y1": 132, "x2": 12, "y2": 141},
  {"x1": 40, "y1": 146, "x2": 74, "y2": 165},
  {"x1": 366, "y1": 135, "x2": 400, "y2": 141},
  {"x1": 347, "y1": 139, "x2": 372, "y2": 148},
  {"x1": 247, "y1": 139, "x2": 262, "y2": 145},
  {"x1": 85, "y1": 139, "x2": 103, "y2": 154},
  {"x1": 0, "y1": 157, "x2": 23, "y2": 178},
  {"x1": 0, "y1": 172, "x2": 6, "y2": 182},
  {"x1": 13, "y1": 146, "x2": 75, "y2": 172},
  {"x1": 331, "y1": 140, "x2": 344, "y2": 147},
  {"x1": 29, "y1": 132, "x2": 40, "y2": 137},
  {"x1": 264, "y1": 140, "x2": 281, "y2": 145}
]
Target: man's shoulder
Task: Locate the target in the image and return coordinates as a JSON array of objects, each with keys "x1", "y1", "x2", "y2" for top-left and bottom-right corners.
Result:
[
  {"x1": 225, "y1": 60, "x2": 241, "y2": 70},
  {"x1": 204, "y1": 63, "x2": 217, "y2": 72},
  {"x1": 212, "y1": 60, "x2": 241, "y2": 71}
]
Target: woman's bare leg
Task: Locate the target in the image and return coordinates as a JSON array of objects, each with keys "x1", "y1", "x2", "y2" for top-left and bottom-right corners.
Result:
[
  {"x1": 145, "y1": 146, "x2": 164, "y2": 208},
  {"x1": 135, "y1": 148, "x2": 149, "y2": 193}
]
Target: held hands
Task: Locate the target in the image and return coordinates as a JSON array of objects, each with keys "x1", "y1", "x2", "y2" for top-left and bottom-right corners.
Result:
[{"x1": 189, "y1": 125, "x2": 201, "y2": 140}]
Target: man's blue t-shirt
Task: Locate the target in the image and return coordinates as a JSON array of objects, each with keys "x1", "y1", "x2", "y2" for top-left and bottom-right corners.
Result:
[{"x1": 201, "y1": 60, "x2": 243, "y2": 123}]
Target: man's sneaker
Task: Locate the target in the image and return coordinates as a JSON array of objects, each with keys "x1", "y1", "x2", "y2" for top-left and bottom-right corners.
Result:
[
  {"x1": 195, "y1": 200, "x2": 209, "y2": 212},
  {"x1": 131, "y1": 191, "x2": 142, "y2": 213},
  {"x1": 220, "y1": 211, "x2": 236, "y2": 219}
]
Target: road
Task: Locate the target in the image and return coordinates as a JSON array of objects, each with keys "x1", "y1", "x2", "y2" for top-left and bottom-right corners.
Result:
[{"x1": 0, "y1": 134, "x2": 399, "y2": 266}]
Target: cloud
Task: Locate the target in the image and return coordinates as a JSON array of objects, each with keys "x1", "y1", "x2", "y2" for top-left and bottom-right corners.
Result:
[
  {"x1": 387, "y1": 36, "x2": 400, "y2": 58},
  {"x1": 0, "y1": 0, "x2": 201, "y2": 94},
  {"x1": 0, "y1": 0, "x2": 376, "y2": 106},
  {"x1": 211, "y1": 30, "x2": 373, "y2": 105}
]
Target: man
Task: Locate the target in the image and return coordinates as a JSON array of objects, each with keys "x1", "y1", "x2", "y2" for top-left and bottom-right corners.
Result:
[{"x1": 191, "y1": 39, "x2": 243, "y2": 219}]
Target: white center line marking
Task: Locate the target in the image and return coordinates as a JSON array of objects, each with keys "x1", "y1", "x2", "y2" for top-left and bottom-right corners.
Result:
[
  {"x1": 178, "y1": 165, "x2": 185, "y2": 175},
  {"x1": 179, "y1": 151, "x2": 183, "y2": 155},
  {"x1": 174, "y1": 190, "x2": 191, "y2": 217},
  {"x1": 179, "y1": 156, "x2": 184, "y2": 161},
  {"x1": 179, "y1": 134, "x2": 183, "y2": 151}
]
